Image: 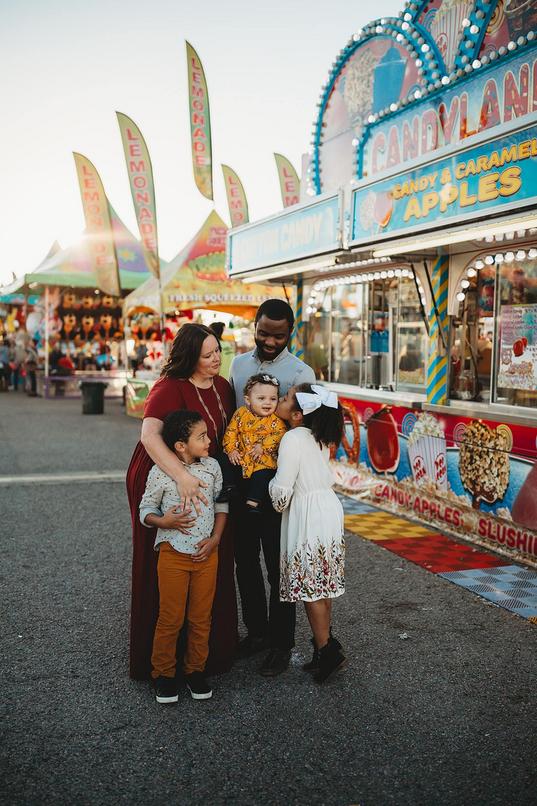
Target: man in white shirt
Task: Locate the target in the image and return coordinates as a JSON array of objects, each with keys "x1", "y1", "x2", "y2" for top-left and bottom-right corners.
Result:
[{"x1": 229, "y1": 299, "x2": 316, "y2": 677}]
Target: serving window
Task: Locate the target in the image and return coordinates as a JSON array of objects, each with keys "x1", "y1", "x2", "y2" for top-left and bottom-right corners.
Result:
[
  {"x1": 450, "y1": 249, "x2": 537, "y2": 411},
  {"x1": 304, "y1": 273, "x2": 427, "y2": 393},
  {"x1": 494, "y1": 254, "x2": 537, "y2": 409}
]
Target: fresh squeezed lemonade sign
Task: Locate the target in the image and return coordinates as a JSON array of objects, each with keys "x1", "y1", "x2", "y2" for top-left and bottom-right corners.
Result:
[{"x1": 352, "y1": 125, "x2": 537, "y2": 243}]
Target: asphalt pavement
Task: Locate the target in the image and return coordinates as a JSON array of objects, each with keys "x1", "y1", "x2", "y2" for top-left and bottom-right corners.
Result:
[{"x1": 1, "y1": 392, "x2": 536, "y2": 806}]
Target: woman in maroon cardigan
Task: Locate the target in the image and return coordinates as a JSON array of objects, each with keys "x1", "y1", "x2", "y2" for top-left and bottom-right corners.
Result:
[{"x1": 126, "y1": 323, "x2": 237, "y2": 680}]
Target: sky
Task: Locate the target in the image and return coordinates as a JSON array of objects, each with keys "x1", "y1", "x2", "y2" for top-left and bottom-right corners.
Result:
[{"x1": 0, "y1": 0, "x2": 404, "y2": 286}]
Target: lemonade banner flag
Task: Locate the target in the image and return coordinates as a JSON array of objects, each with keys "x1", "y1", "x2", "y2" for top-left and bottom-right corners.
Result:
[
  {"x1": 116, "y1": 112, "x2": 160, "y2": 279},
  {"x1": 186, "y1": 41, "x2": 213, "y2": 200},
  {"x1": 73, "y1": 153, "x2": 121, "y2": 296},
  {"x1": 221, "y1": 165, "x2": 249, "y2": 228},
  {"x1": 274, "y1": 153, "x2": 300, "y2": 208}
]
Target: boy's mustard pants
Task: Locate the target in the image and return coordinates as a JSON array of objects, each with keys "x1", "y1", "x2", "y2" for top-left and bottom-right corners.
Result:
[{"x1": 151, "y1": 541, "x2": 218, "y2": 678}]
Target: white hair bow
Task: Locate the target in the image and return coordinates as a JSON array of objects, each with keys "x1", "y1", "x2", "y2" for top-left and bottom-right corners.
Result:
[{"x1": 295, "y1": 384, "x2": 338, "y2": 414}]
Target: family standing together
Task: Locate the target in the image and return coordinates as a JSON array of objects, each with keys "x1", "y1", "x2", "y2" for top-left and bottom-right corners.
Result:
[{"x1": 126, "y1": 299, "x2": 347, "y2": 704}]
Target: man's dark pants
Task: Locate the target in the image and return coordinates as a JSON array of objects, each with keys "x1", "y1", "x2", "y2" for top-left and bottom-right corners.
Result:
[{"x1": 234, "y1": 493, "x2": 295, "y2": 651}]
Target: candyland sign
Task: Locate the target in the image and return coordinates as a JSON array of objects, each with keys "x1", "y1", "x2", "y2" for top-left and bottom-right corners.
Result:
[
  {"x1": 363, "y1": 49, "x2": 537, "y2": 177},
  {"x1": 331, "y1": 401, "x2": 537, "y2": 561},
  {"x1": 351, "y1": 123, "x2": 537, "y2": 245},
  {"x1": 227, "y1": 194, "x2": 341, "y2": 275}
]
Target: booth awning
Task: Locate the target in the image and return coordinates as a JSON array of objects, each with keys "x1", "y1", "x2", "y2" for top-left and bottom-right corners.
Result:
[
  {"x1": 1, "y1": 210, "x2": 153, "y2": 296},
  {"x1": 123, "y1": 211, "x2": 289, "y2": 317}
]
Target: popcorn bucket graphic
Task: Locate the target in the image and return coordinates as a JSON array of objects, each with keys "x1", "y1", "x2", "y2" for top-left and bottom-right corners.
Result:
[
  {"x1": 407, "y1": 413, "x2": 448, "y2": 490},
  {"x1": 430, "y1": 0, "x2": 474, "y2": 71}
]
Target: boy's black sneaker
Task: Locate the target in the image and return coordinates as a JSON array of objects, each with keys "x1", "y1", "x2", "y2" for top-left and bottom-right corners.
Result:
[
  {"x1": 185, "y1": 671, "x2": 213, "y2": 700},
  {"x1": 154, "y1": 675, "x2": 179, "y2": 704}
]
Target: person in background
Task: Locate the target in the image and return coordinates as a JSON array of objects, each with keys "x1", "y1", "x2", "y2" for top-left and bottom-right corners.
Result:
[
  {"x1": 24, "y1": 340, "x2": 39, "y2": 397},
  {"x1": 229, "y1": 299, "x2": 316, "y2": 677},
  {"x1": 0, "y1": 339, "x2": 10, "y2": 392},
  {"x1": 210, "y1": 322, "x2": 235, "y2": 380},
  {"x1": 9, "y1": 339, "x2": 26, "y2": 391},
  {"x1": 96, "y1": 344, "x2": 114, "y2": 370}
]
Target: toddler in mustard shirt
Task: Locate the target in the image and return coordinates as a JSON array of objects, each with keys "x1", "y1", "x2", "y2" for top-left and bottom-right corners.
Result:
[{"x1": 222, "y1": 373, "x2": 287, "y2": 513}]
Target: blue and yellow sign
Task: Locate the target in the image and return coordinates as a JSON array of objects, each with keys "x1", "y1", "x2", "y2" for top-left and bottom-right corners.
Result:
[
  {"x1": 351, "y1": 124, "x2": 537, "y2": 245},
  {"x1": 227, "y1": 194, "x2": 341, "y2": 276}
]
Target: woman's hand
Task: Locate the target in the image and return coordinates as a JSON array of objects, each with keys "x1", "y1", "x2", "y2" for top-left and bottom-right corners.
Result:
[
  {"x1": 227, "y1": 449, "x2": 242, "y2": 466},
  {"x1": 159, "y1": 506, "x2": 196, "y2": 533},
  {"x1": 192, "y1": 534, "x2": 219, "y2": 562},
  {"x1": 175, "y1": 466, "x2": 209, "y2": 514}
]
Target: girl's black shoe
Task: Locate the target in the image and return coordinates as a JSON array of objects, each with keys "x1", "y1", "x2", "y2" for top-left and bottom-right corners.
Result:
[
  {"x1": 314, "y1": 636, "x2": 346, "y2": 684},
  {"x1": 302, "y1": 637, "x2": 319, "y2": 672},
  {"x1": 303, "y1": 629, "x2": 339, "y2": 673}
]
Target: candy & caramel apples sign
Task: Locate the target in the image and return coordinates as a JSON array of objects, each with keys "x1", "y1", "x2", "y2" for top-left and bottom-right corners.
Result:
[{"x1": 351, "y1": 124, "x2": 537, "y2": 244}]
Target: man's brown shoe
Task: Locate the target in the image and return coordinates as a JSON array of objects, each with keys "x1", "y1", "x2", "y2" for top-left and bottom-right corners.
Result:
[{"x1": 259, "y1": 648, "x2": 291, "y2": 677}]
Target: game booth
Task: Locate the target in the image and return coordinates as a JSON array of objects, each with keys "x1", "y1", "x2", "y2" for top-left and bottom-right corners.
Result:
[
  {"x1": 123, "y1": 211, "x2": 289, "y2": 417},
  {"x1": 1, "y1": 212, "x2": 151, "y2": 398},
  {"x1": 227, "y1": 0, "x2": 537, "y2": 566}
]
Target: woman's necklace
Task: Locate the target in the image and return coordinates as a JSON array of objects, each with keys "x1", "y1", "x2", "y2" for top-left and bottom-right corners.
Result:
[{"x1": 188, "y1": 378, "x2": 228, "y2": 437}]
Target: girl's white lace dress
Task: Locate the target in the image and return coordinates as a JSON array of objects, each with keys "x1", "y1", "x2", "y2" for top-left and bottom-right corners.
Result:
[{"x1": 269, "y1": 426, "x2": 345, "y2": 603}]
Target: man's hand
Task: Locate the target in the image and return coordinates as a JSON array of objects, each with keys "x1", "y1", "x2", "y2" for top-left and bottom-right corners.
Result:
[
  {"x1": 250, "y1": 443, "x2": 263, "y2": 460},
  {"x1": 192, "y1": 534, "x2": 219, "y2": 562},
  {"x1": 227, "y1": 449, "x2": 242, "y2": 466}
]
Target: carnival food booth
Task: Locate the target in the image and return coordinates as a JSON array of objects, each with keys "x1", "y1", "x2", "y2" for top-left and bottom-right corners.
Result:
[
  {"x1": 227, "y1": 0, "x2": 537, "y2": 566},
  {"x1": 1, "y1": 212, "x2": 151, "y2": 398},
  {"x1": 123, "y1": 211, "x2": 289, "y2": 417}
]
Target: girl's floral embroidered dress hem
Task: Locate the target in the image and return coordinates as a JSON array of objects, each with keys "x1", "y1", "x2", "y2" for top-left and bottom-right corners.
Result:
[{"x1": 269, "y1": 427, "x2": 345, "y2": 603}]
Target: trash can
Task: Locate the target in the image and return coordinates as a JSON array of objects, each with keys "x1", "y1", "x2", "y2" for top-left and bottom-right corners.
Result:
[{"x1": 79, "y1": 381, "x2": 108, "y2": 414}]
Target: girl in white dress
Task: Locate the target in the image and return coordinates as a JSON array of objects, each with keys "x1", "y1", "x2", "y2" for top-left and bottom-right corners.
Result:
[{"x1": 269, "y1": 383, "x2": 346, "y2": 683}]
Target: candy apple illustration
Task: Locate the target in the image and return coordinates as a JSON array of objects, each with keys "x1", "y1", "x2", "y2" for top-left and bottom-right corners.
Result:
[
  {"x1": 366, "y1": 407, "x2": 400, "y2": 473},
  {"x1": 512, "y1": 462, "x2": 537, "y2": 531},
  {"x1": 513, "y1": 339, "x2": 525, "y2": 357},
  {"x1": 330, "y1": 404, "x2": 361, "y2": 463}
]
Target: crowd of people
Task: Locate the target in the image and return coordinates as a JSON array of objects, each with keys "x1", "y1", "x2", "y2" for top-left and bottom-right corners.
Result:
[
  {"x1": 0, "y1": 336, "x2": 39, "y2": 395},
  {"x1": 126, "y1": 298, "x2": 348, "y2": 704}
]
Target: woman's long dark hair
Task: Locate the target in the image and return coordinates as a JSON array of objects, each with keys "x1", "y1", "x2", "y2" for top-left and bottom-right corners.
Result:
[
  {"x1": 161, "y1": 323, "x2": 220, "y2": 380},
  {"x1": 294, "y1": 383, "x2": 344, "y2": 448}
]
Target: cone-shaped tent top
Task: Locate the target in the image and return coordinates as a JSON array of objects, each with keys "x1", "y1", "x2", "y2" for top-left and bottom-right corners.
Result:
[
  {"x1": 124, "y1": 211, "x2": 287, "y2": 318},
  {"x1": 38, "y1": 240, "x2": 62, "y2": 266},
  {"x1": 3, "y1": 209, "x2": 153, "y2": 296}
]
